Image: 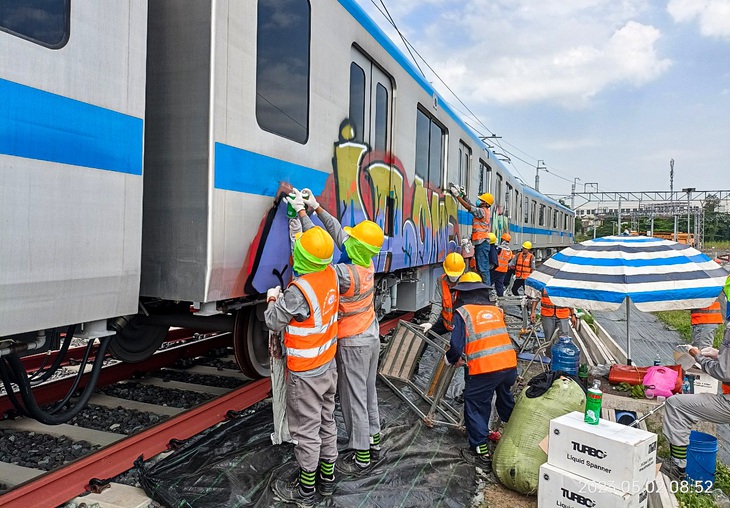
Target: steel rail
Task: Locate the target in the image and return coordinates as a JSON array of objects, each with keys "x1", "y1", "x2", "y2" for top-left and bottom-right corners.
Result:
[
  {"x1": 0, "y1": 378, "x2": 271, "y2": 508},
  {"x1": 1, "y1": 332, "x2": 232, "y2": 417}
]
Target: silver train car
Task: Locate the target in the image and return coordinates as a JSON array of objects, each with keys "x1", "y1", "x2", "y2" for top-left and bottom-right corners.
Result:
[{"x1": 1, "y1": 0, "x2": 574, "y2": 402}]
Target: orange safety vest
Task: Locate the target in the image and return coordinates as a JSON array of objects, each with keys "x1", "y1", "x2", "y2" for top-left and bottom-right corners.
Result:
[
  {"x1": 541, "y1": 290, "x2": 571, "y2": 319},
  {"x1": 514, "y1": 251, "x2": 534, "y2": 279},
  {"x1": 440, "y1": 274, "x2": 459, "y2": 331},
  {"x1": 495, "y1": 247, "x2": 513, "y2": 273},
  {"x1": 456, "y1": 304, "x2": 517, "y2": 375},
  {"x1": 338, "y1": 262, "x2": 376, "y2": 339},
  {"x1": 471, "y1": 208, "x2": 491, "y2": 242},
  {"x1": 284, "y1": 266, "x2": 339, "y2": 372},
  {"x1": 691, "y1": 302, "x2": 723, "y2": 325}
]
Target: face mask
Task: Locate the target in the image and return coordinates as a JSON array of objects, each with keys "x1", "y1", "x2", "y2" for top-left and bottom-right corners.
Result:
[
  {"x1": 447, "y1": 275, "x2": 459, "y2": 283},
  {"x1": 475, "y1": 199, "x2": 482, "y2": 207}
]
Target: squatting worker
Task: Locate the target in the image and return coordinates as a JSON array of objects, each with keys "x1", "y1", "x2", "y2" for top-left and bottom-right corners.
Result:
[
  {"x1": 264, "y1": 225, "x2": 340, "y2": 506},
  {"x1": 420, "y1": 252, "x2": 466, "y2": 336},
  {"x1": 293, "y1": 188, "x2": 385, "y2": 476},
  {"x1": 445, "y1": 272, "x2": 518, "y2": 467},
  {"x1": 531, "y1": 288, "x2": 577, "y2": 345},
  {"x1": 690, "y1": 299, "x2": 723, "y2": 349},
  {"x1": 508, "y1": 241, "x2": 535, "y2": 296},
  {"x1": 492, "y1": 233, "x2": 513, "y2": 297},
  {"x1": 662, "y1": 283, "x2": 730, "y2": 482},
  {"x1": 449, "y1": 184, "x2": 494, "y2": 285}
]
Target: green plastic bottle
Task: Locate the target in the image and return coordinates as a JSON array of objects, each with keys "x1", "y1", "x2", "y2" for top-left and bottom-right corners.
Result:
[
  {"x1": 286, "y1": 191, "x2": 309, "y2": 218},
  {"x1": 584, "y1": 379, "x2": 602, "y2": 425}
]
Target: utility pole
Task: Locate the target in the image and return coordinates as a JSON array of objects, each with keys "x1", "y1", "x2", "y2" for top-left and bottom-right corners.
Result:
[
  {"x1": 618, "y1": 196, "x2": 622, "y2": 235},
  {"x1": 671, "y1": 159, "x2": 677, "y2": 241},
  {"x1": 571, "y1": 177, "x2": 581, "y2": 209},
  {"x1": 682, "y1": 187, "x2": 695, "y2": 246},
  {"x1": 535, "y1": 160, "x2": 545, "y2": 191}
]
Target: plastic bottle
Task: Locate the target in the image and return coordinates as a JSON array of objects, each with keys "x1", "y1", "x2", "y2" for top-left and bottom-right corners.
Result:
[
  {"x1": 682, "y1": 376, "x2": 692, "y2": 394},
  {"x1": 585, "y1": 379, "x2": 603, "y2": 425},
  {"x1": 550, "y1": 336, "x2": 580, "y2": 376},
  {"x1": 578, "y1": 364, "x2": 589, "y2": 389},
  {"x1": 654, "y1": 353, "x2": 661, "y2": 366},
  {"x1": 286, "y1": 191, "x2": 309, "y2": 218}
]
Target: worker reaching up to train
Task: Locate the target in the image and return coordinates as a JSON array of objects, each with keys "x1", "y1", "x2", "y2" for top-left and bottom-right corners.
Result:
[
  {"x1": 492, "y1": 233, "x2": 513, "y2": 297},
  {"x1": 264, "y1": 225, "x2": 340, "y2": 506},
  {"x1": 449, "y1": 184, "x2": 494, "y2": 286},
  {"x1": 288, "y1": 188, "x2": 385, "y2": 477}
]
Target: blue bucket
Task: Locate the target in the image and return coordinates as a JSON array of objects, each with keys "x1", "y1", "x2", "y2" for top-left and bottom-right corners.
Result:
[{"x1": 686, "y1": 431, "x2": 718, "y2": 489}]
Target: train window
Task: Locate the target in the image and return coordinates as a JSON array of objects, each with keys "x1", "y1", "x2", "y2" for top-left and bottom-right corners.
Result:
[
  {"x1": 539, "y1": 204, "x2": 546, "y2": 226},
  {"x1": 524, "y1": 196, "x2": 529, "y2": 224},
  {"x1": 505, "y1": 184, "x2": 512, "y2": 218},
  {"x1": 374, "y1": 83, "x2": 388, "y2": 152},
  {"x1": 531, "y1": 200, "x2": 537, "y2": 225},
  {"x1": 349, "y1": 63, "x2": 366, "y2": 143},
  {"x1": 454, "y1": 141, "x2": 470, "y2": 191},
  {"x1": 553, "y1": 209, "x2": 558, "y2": 229},
  {"x1": 515, "y1": 190, "x2": 520, "y2": 222},
  {"x1": 478, "y1": 159, "x2": 491, "y2": 194},
  {"x1": 415, "y1": 108, "x2": 445, "y2": 187},
  {"x1": 256, "y1": 0, "x2": 311, "y2": 144},
  {"x1": 0, "y1": 0, "x2": 69, "y2": 48},
  {"x1": 494, "y1": 173, "x2": 503, "y2": 208}
]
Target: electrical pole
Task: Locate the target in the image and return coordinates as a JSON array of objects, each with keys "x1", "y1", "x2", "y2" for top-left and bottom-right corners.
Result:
[
  {"x1": 671, "y1": 159, "x2": 677, "y2": 241},
  {"x1": 535, "y1": 160, "x2": 545, "y2": 191},
  {"x1": 571, "y1": 177, "x2": 581, "y2": 209}
]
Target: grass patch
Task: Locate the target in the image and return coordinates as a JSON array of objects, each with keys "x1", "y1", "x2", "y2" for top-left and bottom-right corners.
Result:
[{"x1": 653, "y1": 311, "x2": 725, "y2": 347}]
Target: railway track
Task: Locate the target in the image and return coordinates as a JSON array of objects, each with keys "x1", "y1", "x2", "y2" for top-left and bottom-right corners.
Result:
[{"x1": 0, "y1": 332, "x2": 271, "y2": 508}]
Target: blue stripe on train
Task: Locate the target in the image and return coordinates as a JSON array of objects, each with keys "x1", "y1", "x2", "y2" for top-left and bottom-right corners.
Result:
[
  {"x1": 0, "y1": 78, "x2": 143, "y2": 175},
  {"x1": 214, "y1": 143, "x2": 329, "y2": 196}
]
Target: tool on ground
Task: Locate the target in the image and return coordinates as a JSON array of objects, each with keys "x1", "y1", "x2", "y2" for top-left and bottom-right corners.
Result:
[{"x1": 628, "y1": 400, "x2": 667, "y2": 428}]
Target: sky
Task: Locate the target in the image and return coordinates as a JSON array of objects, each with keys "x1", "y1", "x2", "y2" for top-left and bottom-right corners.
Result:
[{"x1": 353, "y1": 0, "x2": 730, "y2": 204}]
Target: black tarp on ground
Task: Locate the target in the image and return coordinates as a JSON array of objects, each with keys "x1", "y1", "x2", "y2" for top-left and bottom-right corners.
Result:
[{"x1": 138, "y1": 355, "x2": 477, "y2": 508}]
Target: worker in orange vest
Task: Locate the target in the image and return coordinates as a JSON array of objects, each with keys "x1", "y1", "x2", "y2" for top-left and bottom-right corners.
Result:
[
  {"x1": 445, "y1": 272, "x2": 518, "y2": 467},
  {"x1": 690, "y1": 300, "x2": 723, "y2": 349},
  {"x1": 508, "y1": 241, "x2": 535, "y2": 296},
  {"x1": 449, "y1": 184, "x2": 494, "y2": 285},
  {"x1": 420, "y1": 252, "x2": 466, "y2": 336},
  {"x1": 530, "y1": 288, "x2": 577, "y2": 344},
  {"x1": 264, "y1": 226, "x2": 339, "y2": 505},
  {"x1": 492, "y1": 233, "x2": 513, "y2": 297},
  {"x1": 295, "y1": 189, "x2": 384, "y2": 476}
]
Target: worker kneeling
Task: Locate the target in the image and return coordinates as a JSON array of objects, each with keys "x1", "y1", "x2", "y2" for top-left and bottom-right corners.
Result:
[
  {"x1": 265, "y1": 226, "x2": 339, "y2": 506},
  {"x1": 444, "y1": 272, "x2": 518, "y2": 467}
]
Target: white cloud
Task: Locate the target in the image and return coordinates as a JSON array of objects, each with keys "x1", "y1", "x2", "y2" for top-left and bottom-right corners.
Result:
[{"x1": 668, "y1": 0, "x2": 730, "y2": 40}]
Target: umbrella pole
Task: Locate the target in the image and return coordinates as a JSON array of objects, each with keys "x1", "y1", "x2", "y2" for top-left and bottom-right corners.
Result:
[{"x1": 626, "y1": 296, "x2": 632, "y2": 365}]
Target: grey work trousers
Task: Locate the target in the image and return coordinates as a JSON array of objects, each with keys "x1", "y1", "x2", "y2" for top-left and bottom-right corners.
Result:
[
  {"x1": 542, "y1": 316, "x2": 571, "y2": 345},
  {"x1": 286, "y1": 361, "x2": 339, "y2": 472},
  {"x1": 336, "y1": 340, "x2": 381, "y2": 451},
  {"x1": 663, "y1": 392, "x2": 730, "y2": 467},
  {"x1": 691, "y1": 324, "x2": 719, "y2": 349}
]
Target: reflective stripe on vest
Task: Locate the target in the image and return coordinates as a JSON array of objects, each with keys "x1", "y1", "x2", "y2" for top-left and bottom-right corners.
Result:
[
  {"x1": 541, "y1": 290, "x2": 571, "y2": 319},
  {"x1": 284, "y1": 266, "x2": 339, "y2": 372},
  {"x1": 496, "y1": 247, "x2": 512, "y2": 273},
  {"x1": 691, "y1": 301, "x2": 723, "y2": 325},
  {"x1": 514, "y1": 252, "x2": 534, "y2": 279},
  {"x1": 440, "y1": 274, "x2": 458, "y2": 331},
  {"x1": 456, "y1": 304, "x2": 517, "y2": 375},
  {"x1": 471, "y1": 209, "x2": 490, "y2": 242},
  {"x1": 338, "y1": 262, "x2": 376, "y2": 338}
]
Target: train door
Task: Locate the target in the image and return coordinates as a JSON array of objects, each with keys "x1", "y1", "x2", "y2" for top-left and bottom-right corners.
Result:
[{"x1": 349, "y1": 49, "x2": 393, "y2": 264}]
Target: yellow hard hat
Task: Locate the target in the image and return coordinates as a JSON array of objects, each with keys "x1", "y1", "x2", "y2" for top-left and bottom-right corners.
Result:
[
  {"x1": 478, "y1": 193, "x2": 495, "y2": 206},
  {"x1": 443, "y1": 252, "x2": 466, "y2": 278},
  {"x1": 522, "y1": 241, "x2": 532, "y2": 250},
  {"x1": 501, "y1": 233, "x2": 511, "y2": 242},
  {"x1": 459, "y1": 272, "x2": 483, "y2": 283},
  {"x1": 297, "y1": 226, "x2": 334, "y2": 261},
  {"x1": 487, "y1": 232, "x2": 498, "y2": 244},
  {"x1": 344, "y1": 220, "x2": 384, "y2": 249}
]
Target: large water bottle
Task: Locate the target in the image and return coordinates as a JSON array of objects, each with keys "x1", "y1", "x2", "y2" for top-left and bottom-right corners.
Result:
[{"x1": 550, "y1": 336, "x2": 580, "y2": 376}]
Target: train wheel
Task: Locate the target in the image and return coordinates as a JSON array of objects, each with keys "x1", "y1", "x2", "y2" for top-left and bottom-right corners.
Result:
[
  {"x1": 233, "y1": 306, "x2": 271, "y2": 379},
  {"x1": 108, "y1": 315, "x2": 168, "y2": 363}
]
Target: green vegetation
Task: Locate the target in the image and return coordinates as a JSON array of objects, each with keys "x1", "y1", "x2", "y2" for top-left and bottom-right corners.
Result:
[
  {"x1": 653, "y1": 310, "x2": 725, "y2": 347},
  {"x1": 674, "y1": 462, "x2": 730, "y2": 507}
]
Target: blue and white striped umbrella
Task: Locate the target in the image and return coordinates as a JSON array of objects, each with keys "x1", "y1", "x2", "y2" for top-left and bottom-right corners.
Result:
[{"x1": 526, "y1": 236, "x2": 727, "y2": 312}]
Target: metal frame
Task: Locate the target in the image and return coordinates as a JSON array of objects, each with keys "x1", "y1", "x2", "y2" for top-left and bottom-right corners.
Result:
[{"x1": 378, "y1": 321, "x2": 462, "y2": 428}]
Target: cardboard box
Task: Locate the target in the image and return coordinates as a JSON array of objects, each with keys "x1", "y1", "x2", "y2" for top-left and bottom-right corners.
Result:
[
  {"x1": 548, "y1": 411, "x2": 657, "y2": 490},
  {"x1": 539, "y1": 463, "x2": 649, "y2": 508},
  {"x1": 686, "y1": 367, "x2": 719, "y2": 394}
]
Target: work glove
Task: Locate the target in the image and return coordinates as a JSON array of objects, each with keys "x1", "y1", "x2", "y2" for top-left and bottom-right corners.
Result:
[
  {"x1": 448, "y1": 183, "x2": 460, "y2": 197},
  {"x1": 419, "y1": 322, "x2": 433, "y2": 333},
  {"x1": 288, "y1": 218, "x2": 302, "y2": 248},
  {"x1": 266, "y1": 286, "x2": 282, "y2": 303},
  {"x1": 443, "y1": 353, "x2": 453, "y2": 366},
  {"x1": 285, "y1": 189, "x2": 306, "y2": 213},
  {"x1": 458, "y1": 185, "x2": 466, "y2": 197},
  {"x1": 700, "y1": 347, "x2": 719, "y2": 359},
  {"x1": 301, "y1": 188, "x2": 320, "y2": 210}
]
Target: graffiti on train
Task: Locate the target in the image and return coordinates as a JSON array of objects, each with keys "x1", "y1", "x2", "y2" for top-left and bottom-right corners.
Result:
[{"x1": 241, "y1": 121, "x2": 488, "y2": 295}]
